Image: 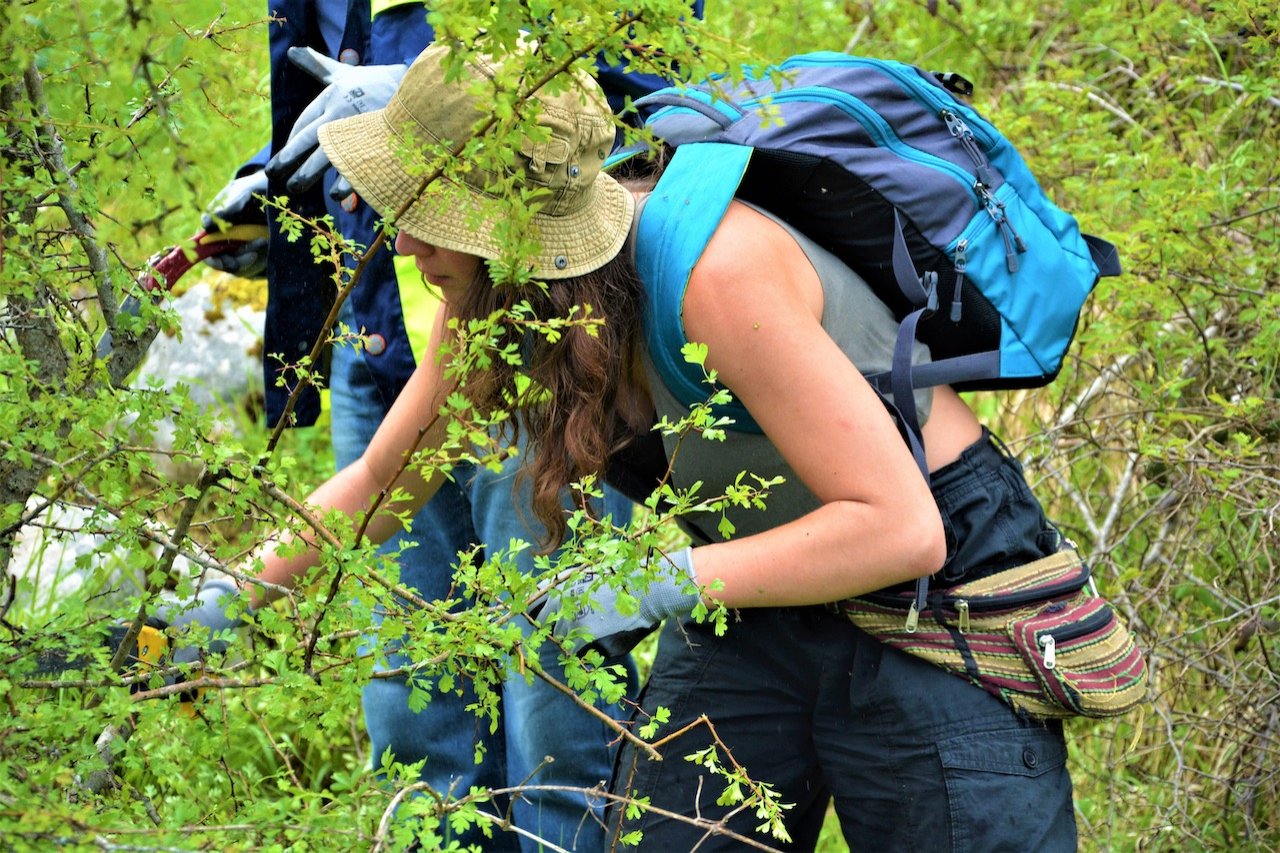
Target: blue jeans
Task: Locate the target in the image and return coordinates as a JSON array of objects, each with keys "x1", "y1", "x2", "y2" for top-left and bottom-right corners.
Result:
[
  {"x1": 607, "y1": 433, "x2": 1077, "y2": 851},
  {"x1": 330, "y1": 314, "x2": 637, "y2": 851}
]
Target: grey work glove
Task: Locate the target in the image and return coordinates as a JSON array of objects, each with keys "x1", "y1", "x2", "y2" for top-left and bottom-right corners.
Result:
[
  {"x1": 328, "y1": 173, "x2": 355, "y2": 205},
  {"x1": 265, "y1": 47, "x2": 407, "y2": 194},
  {"x1": 531, "y1": 547, "x2": 700, "y2": 658},
  {"x1": 200, "y1": 169, "x2": 270, "y2": 278},
  {"x1": 156, "y1": 578, "x2": 247, "y2": 665}
]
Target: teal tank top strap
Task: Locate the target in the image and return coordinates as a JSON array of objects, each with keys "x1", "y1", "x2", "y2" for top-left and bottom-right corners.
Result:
[{"x1": 635, "y1": 142, "x2": 758, "y2": 431}]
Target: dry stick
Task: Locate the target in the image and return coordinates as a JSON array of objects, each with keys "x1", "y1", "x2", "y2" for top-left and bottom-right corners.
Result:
[
  {"x1": 370, "y1": 781, "x2": 785, "y2": 853},
  {"x1": 1095, "y1": 451, "x2": 1141, "y2": 554},
  {"x1": 1055, "y1": 306, "x2": 1268, "y2": 825},
  {"x1": 1193, "y1": 75, "x2": 1280, "y2": 110},
  {"x1": 1048, "y1": 81, "x2": 1152, "y2": 136},
  {"x1": 842, "y1": 14, "x2": 871, "y2": 54},
  {"x1": 1202, "y1": 201, "x2": 1280, "y2": 232},
  {"x1": 1044, "y1": 303, "x2": 1227, "y2": 546}
]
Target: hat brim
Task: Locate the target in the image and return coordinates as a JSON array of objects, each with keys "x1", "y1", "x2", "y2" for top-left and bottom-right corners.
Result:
[{"x1": 319, "y1": 108, "x2": 634, "y2": 280}]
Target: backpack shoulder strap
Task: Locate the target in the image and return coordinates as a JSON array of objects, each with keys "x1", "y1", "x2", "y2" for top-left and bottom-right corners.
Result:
[{"x1": 635, "y1": 141, "x2": 757, "y2": 428}]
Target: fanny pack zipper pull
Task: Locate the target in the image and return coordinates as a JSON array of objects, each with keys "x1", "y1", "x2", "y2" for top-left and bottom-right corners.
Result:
[
  {"x1": 1039, "y1": 634, "x2": 1057, "y2": 669},
  {"x1": 956, "y1": 599, "x2": 970, "y2": 633}
]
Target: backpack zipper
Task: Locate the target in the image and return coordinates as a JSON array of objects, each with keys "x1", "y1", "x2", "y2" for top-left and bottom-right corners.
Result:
[
  {"x1": 976, "y1": 184, "x2": 1028, "y2": 272},
  {"x1": 941, "y1": 109, "x2": 993, "y2": 187},
  {"x1": 782, "y1": 53, "x2": 1027, "y2": 273},
  {"x1": 783, "y1": 54, "x2": 1004, "y2": 150},
  {"x1": 759, "y1": 89, "x2": 983, "y2": 207},
  {"x1": 942, "y1": 107, "x2": 1027, "y2": 273}
]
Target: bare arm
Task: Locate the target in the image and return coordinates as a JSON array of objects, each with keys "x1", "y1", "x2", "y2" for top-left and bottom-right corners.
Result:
[
  {"x1": 250, "y1": 304, "x2": 457, "y2": 604},
  {"x1": 680, "y1": 202, "x2": 952, "y2": 608}
]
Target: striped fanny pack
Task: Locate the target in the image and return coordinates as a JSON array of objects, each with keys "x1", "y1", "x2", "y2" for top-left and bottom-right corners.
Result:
[{"x1": 842, "y1": 549, "x2": 1148, "y2": 720}]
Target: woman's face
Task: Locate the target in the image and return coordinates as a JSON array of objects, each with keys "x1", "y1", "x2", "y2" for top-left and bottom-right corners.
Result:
[{"x1": 394, "y1": 230, "x2": 483, "y2": 297}]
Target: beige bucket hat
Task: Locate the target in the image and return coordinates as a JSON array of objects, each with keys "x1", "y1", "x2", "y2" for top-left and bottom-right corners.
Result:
[{"x1": 318, "y1": 41, "x2": 634, "y2": 280}]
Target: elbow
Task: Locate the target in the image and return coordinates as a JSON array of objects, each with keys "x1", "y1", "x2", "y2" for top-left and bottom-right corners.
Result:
[{"x1": 899, "y1": 509, "x2": 948, "y2": 581}]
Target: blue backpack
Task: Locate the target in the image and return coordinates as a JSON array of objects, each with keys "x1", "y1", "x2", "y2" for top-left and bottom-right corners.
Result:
[{"x1": 623, "y1": 51, "x2": 1122, "y2": 452}]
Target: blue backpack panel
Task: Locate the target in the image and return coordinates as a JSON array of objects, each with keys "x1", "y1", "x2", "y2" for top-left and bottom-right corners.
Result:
[{"x1": 626, "y1": 51, "x2": 1122, "y2": 439}]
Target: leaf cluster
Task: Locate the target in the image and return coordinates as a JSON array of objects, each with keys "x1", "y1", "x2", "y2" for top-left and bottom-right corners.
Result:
[{"x1": 3, "y1": 0, "x2": 1278, "y2": 850}]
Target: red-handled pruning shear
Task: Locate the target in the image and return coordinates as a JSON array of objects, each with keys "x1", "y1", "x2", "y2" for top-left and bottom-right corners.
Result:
[{"x1": 95, "y1": 225, "x2": 269, "y2": 360}]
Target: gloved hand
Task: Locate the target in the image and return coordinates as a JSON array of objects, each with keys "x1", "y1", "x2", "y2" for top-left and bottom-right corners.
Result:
[
  {"x1": 531, "y1": 547, "x2": 700, "y2": 658},
  {"x1": 329, "y1": 173, "x2": 355, "y2": 205},
  {"x1": 266, "y1": 46, "x2": 408, "y2": 195},
  {"x1": 201, "y1": 169, "x2": 270, "y2": 278},
  {"x1": 157, "y1": 578, "x2": 247, "y2": 665}
]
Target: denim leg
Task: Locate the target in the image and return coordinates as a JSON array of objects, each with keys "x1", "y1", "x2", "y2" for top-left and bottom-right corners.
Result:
[
  {"x1": 465, "y1": 438, "x2": 639, "y2": 853},
  {"x1": 330, "y1": 323, "x2": 514, "y2": 851}
]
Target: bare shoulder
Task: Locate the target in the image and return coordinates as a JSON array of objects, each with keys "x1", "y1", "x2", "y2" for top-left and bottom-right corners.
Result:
[{"x1": 682, "y1": 201, "x2": 822, "y2": 346}]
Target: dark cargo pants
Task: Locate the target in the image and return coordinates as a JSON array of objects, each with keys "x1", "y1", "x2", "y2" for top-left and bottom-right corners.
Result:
[{"x1": 607, "y1": 434, "x2": 1077, "y2": 851}]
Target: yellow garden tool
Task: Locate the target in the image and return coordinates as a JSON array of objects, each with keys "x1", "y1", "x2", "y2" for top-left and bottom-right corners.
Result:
[{"x1": 30, "y1": 619, "x2": 170, "y2": 682}]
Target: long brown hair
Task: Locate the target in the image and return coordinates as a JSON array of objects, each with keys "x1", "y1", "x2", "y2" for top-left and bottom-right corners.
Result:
[
  {"x1": 443, "y1": 152, "x2": 667, "y2": 548},
  {"x1": 447, "y1": 232, "x2": 648, "y2": 548}
]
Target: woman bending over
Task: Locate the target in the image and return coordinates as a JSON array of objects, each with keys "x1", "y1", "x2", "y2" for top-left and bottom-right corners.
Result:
[{"x1": 244, "y1": 40, "x2": 1077, "y2": 851}]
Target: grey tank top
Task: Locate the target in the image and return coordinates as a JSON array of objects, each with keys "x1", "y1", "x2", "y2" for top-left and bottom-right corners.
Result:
[{"x1": 639, "y1": 198, "x2": 933, "y2": 545}]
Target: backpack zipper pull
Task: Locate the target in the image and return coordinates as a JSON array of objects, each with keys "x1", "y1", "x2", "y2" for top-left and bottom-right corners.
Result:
[
  {"x1": 950, "y1": 240, "x2": 968, "y2": 322},
  {"x1": 1039, "y1": 634, "x2": 1057, "y2": 669},
  {"x1": 955, "y1": 599, "x2": 970, "y2": 633},
  {"x1": 999, "y1": 197, "x2": 1028, "y2": 254},
  {"x1": 941, "y1": 109, "x2": 992, "y2": 187},
  {"x1": 905, "y1": 601, "x2": 920, "y2": 633},
  {"x1": 979, "y1": 187, "x2": 1023, "y2": 273}
]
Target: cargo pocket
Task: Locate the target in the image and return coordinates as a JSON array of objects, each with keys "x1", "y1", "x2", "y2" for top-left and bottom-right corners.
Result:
[{"x1": 937, "y1": 726, "x2": 1076, "y2": 852}]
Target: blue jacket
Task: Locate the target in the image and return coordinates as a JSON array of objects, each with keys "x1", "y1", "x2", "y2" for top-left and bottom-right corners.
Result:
[{"x1": 261, "y1": 0, "x2": 703, "y2": 426}]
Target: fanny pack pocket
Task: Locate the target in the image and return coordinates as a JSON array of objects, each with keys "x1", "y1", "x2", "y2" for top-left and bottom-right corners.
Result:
[{"x1": 842, "y1": 549, "x2": 1148, "y2": 720}]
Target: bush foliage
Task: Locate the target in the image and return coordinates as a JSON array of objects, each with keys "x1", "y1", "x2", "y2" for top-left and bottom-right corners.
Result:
[{"x1": 2, "y1": 0, "x2": 1276, "y2": 850}]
